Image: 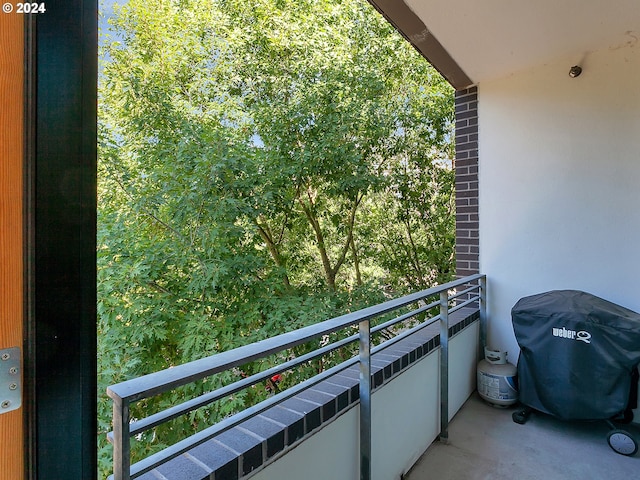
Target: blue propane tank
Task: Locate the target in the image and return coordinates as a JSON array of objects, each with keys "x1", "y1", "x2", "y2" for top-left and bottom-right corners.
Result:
[{"x1": 477, "y1": 347, "x2": 518, "y2": 407}]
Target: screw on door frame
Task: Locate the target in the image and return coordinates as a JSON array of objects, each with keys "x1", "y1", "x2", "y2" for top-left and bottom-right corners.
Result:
[{"x1": 0, "y1": 348, "x2": 21, "y2": 415}]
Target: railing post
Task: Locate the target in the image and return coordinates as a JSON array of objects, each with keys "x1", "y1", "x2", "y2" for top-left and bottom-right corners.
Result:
[
  {"x1": 359, "y1": 319, "x2": 371, "y2": 480},
  {"x1": 479, "y1": 275, "x2": 487, "y2": 359},
  {"x1": 439, "y1": 291, "x2": 449, "y2": 443},
  {"x1": 112, "y1": 395, "x2": 131, "y2": 480}
]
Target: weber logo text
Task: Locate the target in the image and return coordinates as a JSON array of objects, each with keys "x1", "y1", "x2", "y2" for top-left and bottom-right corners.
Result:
[{"x1": 552, "y1": 327, "x2": 592, "y2": 344}]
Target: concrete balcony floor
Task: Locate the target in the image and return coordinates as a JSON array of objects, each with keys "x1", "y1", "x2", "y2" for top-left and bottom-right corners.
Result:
[{"x1": 406, "y1": 392, "x2": 640, "y2": 480}]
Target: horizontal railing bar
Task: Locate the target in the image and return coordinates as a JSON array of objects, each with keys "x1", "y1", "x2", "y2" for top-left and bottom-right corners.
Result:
[
  {"x1": 371, "y1": 314, "x2": 442, "y2": 356},
  {"x1": 370, "y1": 300, "x2": 439, "y2": 336},
  {"x1": 449, "y1": 284, "x2": 480, "y2": 300},
  {"x1": 127, "y1": 357, "x2": 360, "y2": 478},
  {"x1": 108, "y1": 274, "x2": 483, "y2": 403},
  {"x1": 127, "y1": 331, "x2": 361, "y2": 436},
  {"x1": 449, "y1": 295, "x2": 480, "y2": 315},
  {"x1": 372, "y1": 298, "x2": 482, "y2": 359}
]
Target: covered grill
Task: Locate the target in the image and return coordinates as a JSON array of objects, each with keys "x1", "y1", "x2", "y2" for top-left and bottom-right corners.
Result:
[{"x1": 511, "y1": 290, "x2": 640, "y2": 455}]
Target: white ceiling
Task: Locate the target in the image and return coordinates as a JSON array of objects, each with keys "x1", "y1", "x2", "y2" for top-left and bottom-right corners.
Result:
[{"x1": 404, "y1": 0, "x2": 640, "y2": 84}]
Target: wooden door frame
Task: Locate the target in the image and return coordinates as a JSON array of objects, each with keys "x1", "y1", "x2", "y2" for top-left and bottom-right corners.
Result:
[
  {"x1": 23, "y1": 1, "x2": 97, "y2": 478},
  {"x1": 1, "y1": 11, "x2": 25, "y2": 480}
]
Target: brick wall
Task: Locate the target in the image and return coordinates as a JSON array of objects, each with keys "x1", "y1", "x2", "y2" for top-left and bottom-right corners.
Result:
[{"x1": 454, "y1": 87, "x2": 479, "y2": 278}]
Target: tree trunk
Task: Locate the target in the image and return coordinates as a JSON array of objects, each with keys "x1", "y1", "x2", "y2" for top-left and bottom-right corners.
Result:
[
  {"x1": 351, "y1": 236, "x2": 362, "y2": 286},
  {"x1": 256, "y1": 219, "x2": 291, "y2": 287}
]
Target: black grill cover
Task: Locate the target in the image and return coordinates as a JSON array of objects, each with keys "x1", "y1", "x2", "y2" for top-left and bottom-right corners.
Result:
[{"x1": 512, "y1": 290, "x2": 640, "y2": 420}]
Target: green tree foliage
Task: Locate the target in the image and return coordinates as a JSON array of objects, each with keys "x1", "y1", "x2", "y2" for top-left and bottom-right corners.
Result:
[{"x1": 98, "y1": 0, "x2": 454, "y2": 476}]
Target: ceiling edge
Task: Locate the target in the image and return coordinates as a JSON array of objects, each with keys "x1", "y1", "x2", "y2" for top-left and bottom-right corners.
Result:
[{"x1": 367, "y1": 0, "x2": 474, "y2": 90}]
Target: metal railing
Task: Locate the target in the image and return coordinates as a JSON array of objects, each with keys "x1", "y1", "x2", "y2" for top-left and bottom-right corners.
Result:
[{"x1": 107, "y1": 273, "x2": 486, "y2": 480}]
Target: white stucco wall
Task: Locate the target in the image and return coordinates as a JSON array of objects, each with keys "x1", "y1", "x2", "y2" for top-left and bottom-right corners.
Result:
[{"x1": 479, "y1": 41, "x2": 640, "y2": 360}]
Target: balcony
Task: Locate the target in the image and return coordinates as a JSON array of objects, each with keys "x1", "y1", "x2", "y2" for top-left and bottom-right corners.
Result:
[
  {"x1": 107, "y1": 274, "x2": 640, "y2": 480},
  {"x1": 107, "y1": 274, "x2": 485, "y2": 479}
]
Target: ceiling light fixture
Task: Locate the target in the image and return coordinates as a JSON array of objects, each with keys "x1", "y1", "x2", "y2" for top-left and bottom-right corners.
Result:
[{"x1": 569, "y1": 65, "x2": 582, "y2": 78}]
